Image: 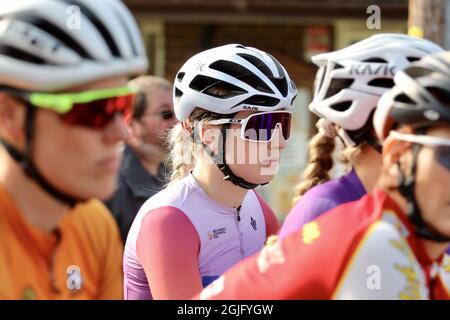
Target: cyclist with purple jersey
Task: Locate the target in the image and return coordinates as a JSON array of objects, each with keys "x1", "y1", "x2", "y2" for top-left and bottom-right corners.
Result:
[
  {"x1": 280, "y1": 34, "x2": 443, "y2": 239},
  {"x1": 124, "y1": 44, "x2": 297, "y2": 299}
]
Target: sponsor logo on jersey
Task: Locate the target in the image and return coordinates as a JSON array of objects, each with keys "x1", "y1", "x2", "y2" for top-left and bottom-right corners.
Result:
[
  {"x1": 207, "y1": 227, "x2": 227, "y2": 240},
  {"x1": 250, "y1": 216, "x2": 257, "y2": 231},
  {"x1": 257, "y1": 240, "x2": 285, "y2": 273},
  {"x1": 66, "y1": 265, "x2": 83, "y2": 292},
  {"x1": 302, "y1": 221, "x2": 320, "y2": 244},
  {"x1": 390, "y1": 237, "x2": 422, "y2": 300},
  {"x1": 440, "y1": 254, "x2": 450, "y2": 273}
]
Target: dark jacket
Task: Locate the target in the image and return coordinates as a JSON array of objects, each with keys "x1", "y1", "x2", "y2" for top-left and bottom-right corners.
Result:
[{"x1": 105, "y1": 145, "x2": 169, "y2": 243}]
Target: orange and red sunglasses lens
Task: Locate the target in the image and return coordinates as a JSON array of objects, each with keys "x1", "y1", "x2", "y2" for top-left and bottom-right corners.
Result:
[{"x1": 60, "y1": 94, "x2": 135, "y2": 129}]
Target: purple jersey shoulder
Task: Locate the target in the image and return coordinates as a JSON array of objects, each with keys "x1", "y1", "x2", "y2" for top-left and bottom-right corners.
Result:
[{"x1": 279, "y1": 168, "x2": 366, "y2": 239}]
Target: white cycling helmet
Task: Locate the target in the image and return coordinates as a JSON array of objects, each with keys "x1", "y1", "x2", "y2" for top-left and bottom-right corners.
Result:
[
  {"x1": 0, "y1": 0, "x2": 148, "y2": 207},
  {"x1": 309, "y1": 33, "x2": 443, "y2": 147},
  {"x1": 375, "y1": 51, "x2": 450, "y2": 142},
  {"x1": 373, "y1": 51, "x2": 450, "y2": 242},
  {"x1": 173, "y1": 44, "x2": 297, "y2": 121},
  {"x1": 0, "y1": 0, "x2": 148, "y2": 91}
]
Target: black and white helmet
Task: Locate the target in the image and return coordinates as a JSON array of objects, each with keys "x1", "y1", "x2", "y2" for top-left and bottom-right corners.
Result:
[
  {"x1": 375, "y1": 51, "x2": 450, "y2": 141},
  {"x1": 373, "y1": 51, "x2": 450, "y2": 243},
  {"x1": 310, "y1": 33, "x2": 443, "y2": 146},
  {"x1": 173, "y1": 44, "x2": 297, "y2": 121},
  {"x1": 0, "y1": 0, "x2": 148, "y2": 91}
]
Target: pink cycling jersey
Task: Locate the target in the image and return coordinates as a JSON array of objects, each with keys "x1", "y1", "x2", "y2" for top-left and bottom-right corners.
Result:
[{"x1": 123, "y1": 173, "x2": 279, "y2": 299}]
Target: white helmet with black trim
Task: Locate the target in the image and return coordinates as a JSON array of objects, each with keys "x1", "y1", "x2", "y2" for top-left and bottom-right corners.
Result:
[
  {"x1": 0, "y1": 0, "x2": 148, "y2": 207},
  {"x1": 0, "y1": 0, "x2": 148, "y2": 91},
  {"x1": 173, "y1": 43, "x2": 297, "y2": 121},
  {"x1": 309, "y1": 33, "x2": 443, "y2": 147},
  {"x1": 374, "y1": 51, "x2": 450, "y2": 242},
  {"x1": 375, "y1": 51, "x2": 450, "y2": 141}
]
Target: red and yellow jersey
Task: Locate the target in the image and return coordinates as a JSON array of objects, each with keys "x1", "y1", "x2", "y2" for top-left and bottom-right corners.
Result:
[
  {"x1": 196, "y1": 190, "x2": 450, "y2": 300},
  {"x1": 0, "y1": 185, "x2": 123, "y2": 300}
]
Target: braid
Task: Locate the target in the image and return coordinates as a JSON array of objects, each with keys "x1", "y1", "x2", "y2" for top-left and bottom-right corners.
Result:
[{"x1": 292, "y1": 130, "x2": 335, "y2": 203}]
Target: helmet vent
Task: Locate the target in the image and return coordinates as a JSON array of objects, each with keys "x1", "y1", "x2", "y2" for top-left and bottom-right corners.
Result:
[
  {"x1": 237, "y1": 53, "x2": 272, "y2": 79},
  {"x1": 189, "y1": 75, "x2": 247, "y2": 99},
  {"x1": 14, "y1": 15, "x2": 93, "y2": 59},
  {"x1": 368, "y1": 78, "x2": 395, "y2": 88},
  {"x1": 325, "y1": 79, "x2": 354, "y2": 99},
  {"x1": 405, "y1": 66, "x2": 434, "y2": 78},
  {"x1": 330, "y1": 101, "x2": 352, "y2": 112},
  {"x1": 232, "y1": 95, "x2": 280, "y2": 108},
  {"x1": 0, "y1": 44, "x2": 46, "y2": 64},
  {"x1": 363, "y1": 58, "x2": 387, "y2": 63},
  {"x1": 176, "y1": 72, "x2": 185, "y2": 82},
  {"x1": 427, "y1": 86, "x2": 450, "y2": 105},
  {"x1": 394, "y1": 93, "x2": 415, "y2": 104},
  {"x1": 407, "y1": 57, "x2": 420, "y2": 63},
  {"x1": 175, "y1": 87, "x2": 183, "y2": 98},
  {"x1": 209, "y1": 60, "x2": 274, "y2": 94},
  {"x1": 61, "y1": 0, "x2": 121, "y2": 57}
]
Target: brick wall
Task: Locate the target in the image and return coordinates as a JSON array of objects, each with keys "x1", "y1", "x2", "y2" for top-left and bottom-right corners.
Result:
[{"x1": 164, "y1": 22, "x2": 317, "y2": 90}]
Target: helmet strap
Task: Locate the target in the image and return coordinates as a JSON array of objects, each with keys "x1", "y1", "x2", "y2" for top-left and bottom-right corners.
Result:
[
  {"x1": 0, "y1": 102, "x2": 80, "y2": 207},
  {"x1": 397, "y1": 142, "x2": 450, "y2": 242},
  {"x1": 193, "y1": 124, "x2": 265, "y2": 190}
]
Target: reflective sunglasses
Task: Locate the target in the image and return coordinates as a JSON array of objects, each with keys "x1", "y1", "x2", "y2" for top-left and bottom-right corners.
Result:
[
  {"x1": 389, "y1": 131, "x2": 450, "y2": 171},
  {"x1": 3, "y1": 86, "x2": 136, "y2": 129},
  {"x1": 207, "y1": 111, "x2": 292, "y2": 142}
]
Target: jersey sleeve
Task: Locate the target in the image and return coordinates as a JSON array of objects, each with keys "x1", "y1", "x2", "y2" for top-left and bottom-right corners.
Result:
[
  {"x1": 194, "y1": 197, "x2": 378, "y2": 300},
  {"x1": 136, "y1": 206, "x2": 203, "y2": 299},
  {"x1": 253, "y1": 191, "x2": 280, "y2": 237},
  {"x1": 279, "y1": 196, "x2": 339, "y2": 239}
]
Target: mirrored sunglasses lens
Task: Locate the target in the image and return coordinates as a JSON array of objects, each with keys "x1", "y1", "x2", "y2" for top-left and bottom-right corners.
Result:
[
  {"x1": 244, "y1": 112, "x2": 291, "y2": 141},
  {"x1": 60, "y1": 94, "x2": 134, "y2": 129}
]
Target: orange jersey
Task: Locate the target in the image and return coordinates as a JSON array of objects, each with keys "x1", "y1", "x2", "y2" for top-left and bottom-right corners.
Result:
[
  {"x1": 196, "y1": 190, "x2": 450, "y2": 300},
  {"x1": 0, "y1": 185, "x2": 123, "y2": 300}
]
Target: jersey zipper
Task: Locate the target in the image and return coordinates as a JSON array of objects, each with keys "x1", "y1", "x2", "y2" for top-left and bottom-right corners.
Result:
[{"x1": 234, "y1": 206, "x2": 244, "y2": 259}]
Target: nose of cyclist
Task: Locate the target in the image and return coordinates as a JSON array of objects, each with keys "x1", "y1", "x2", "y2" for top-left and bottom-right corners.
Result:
[{"x1": 270, "y1": 123, "x2": 287, "y2": 151}]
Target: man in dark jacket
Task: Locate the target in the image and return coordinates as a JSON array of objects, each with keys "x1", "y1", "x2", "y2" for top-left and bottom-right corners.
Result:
[{"x1": 106, "y1": 76, "x2": 177, "y2": 242}]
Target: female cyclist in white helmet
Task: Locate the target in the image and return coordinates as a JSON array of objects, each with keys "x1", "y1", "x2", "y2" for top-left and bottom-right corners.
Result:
[
  {"x1": 123, "y1": 44, "x2": 297, "y2": 299},
  {"x1": 280, "y1": 33, "x2": 443, "y2": 239}
]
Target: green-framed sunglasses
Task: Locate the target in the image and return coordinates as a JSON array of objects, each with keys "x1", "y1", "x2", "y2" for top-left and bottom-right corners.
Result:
[{"x1": 2, "y1": 86, "x2": 136, "y2": 129}]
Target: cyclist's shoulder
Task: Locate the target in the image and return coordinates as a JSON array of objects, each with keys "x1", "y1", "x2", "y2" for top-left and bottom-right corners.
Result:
[
  {"x1": 293, "y1": 191, "x2": 386, "y2": 247},
  {"x1": 302, "y1": 171, "x2": 363, "y2": 204},
  {"x1": 332, "y1": 208, "x2": 428, "y2": 299},
  {"x1": 292, "y1": 179, "x2": 352, "y2": 214},
  {"x1": 140, "y1": 174, "x2": 196, "y2": 210}
]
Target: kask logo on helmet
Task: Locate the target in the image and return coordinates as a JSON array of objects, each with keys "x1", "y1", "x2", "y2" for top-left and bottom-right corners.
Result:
[
  {"x1": 243, "y1": 105, "x2": 259, "y2": 111},
  {"x1": 349, "y1": 64, "x2": 397, "y2": 77},
  {"x1": 194, "y1": 62, "x2": 206, "y2": 72}
]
